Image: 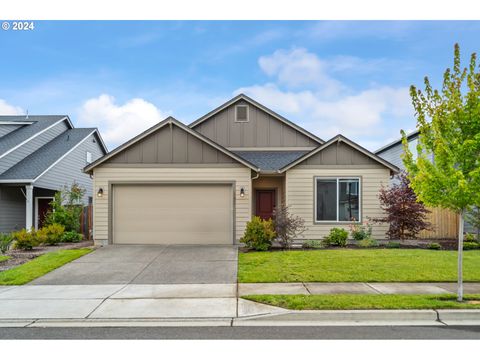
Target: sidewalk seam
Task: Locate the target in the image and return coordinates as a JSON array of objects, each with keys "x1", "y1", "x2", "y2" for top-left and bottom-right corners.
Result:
[
  {"x1": 302, "y1": 282, "x2": 312, "y2": 295},
  {"x1": 433, "y1": 309, "x2": 448, "y2": 326},
  {"x1": 364, "y1": 283, "x2": 383, "y2": 294}
]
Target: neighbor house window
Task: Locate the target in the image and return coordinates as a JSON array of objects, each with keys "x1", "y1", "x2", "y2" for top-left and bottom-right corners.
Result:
[
  {"x1": 86, "y1": 151, "x2": 92, "y2": 164},
  {"x1": 235, "y1": 105, "x2": 249, "y2": 122},
  {"x1": 315, "y1": 177, "x2": 361, "y2": 222},
  {"x1": 408, "y1": 138, "x2": 418, "y2": 160}
]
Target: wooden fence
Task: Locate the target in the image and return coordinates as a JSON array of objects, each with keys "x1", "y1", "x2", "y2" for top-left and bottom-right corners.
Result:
[
  {"x1": 418, "y1": 207, "x2": 459, "y2": 239},
  {"x1": 79, "y1": 204, "x2": 93, "y2": 240}
]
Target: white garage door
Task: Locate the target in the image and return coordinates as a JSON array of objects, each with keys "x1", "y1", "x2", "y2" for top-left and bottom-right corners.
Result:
[{"x1": 112, "y1": 184, "x2": 233, "y2": 245}]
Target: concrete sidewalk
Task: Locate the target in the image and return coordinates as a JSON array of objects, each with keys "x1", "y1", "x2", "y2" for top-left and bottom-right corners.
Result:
[{"x1": 238, "y1": 282, "x2": 480, "y2": 295}]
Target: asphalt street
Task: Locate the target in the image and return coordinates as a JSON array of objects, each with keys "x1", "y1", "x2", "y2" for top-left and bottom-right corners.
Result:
[{"x1": 1, "y1": 326, "x2": 480, "y2": 339}]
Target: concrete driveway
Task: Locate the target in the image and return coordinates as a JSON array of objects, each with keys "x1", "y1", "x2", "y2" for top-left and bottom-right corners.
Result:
[{"x1": 31, "y1": 245, "x2": 238, "y2": 285}]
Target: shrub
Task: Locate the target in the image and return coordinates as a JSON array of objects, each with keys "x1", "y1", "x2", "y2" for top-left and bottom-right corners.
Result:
[
  {"x1": 465, "y1": 233, "x2": 477, "y2": 242},
  {"x1": 358, "y1": 238, "x2": 378, "y2": 248},
  {"x1": 41, "y1": 223, "x2": 65, "y2": 245},
  {"x1": 0, "y1": 233, "x2": 14, "y2": 254},
  {"x1": 11, "y1": 228, "x2": 40, "y2": 250},
  {"x1": 386, "y1": 241, "x2": 401, "y2": 248},
  {"x1": 240, "y1": 216, "x2": 276, "y2": 251},
  {"x1": 302, "y1": 240, "x2": 324, "y2": 249},
  {"x1": 62, "y1": 231, "x2": 83, "y2": 243},
  {"x1": 463, "y1": 241, "x2": 480, "y2": 250},
  {"x1": 272, "y1": 205, "x2": 306, "y2": 249},
  {"x1": 323, "y1": 228, "x2": 348, "y2": 247},
  {"x1": 427, "y1": 242, "x2": 442, "y2": 250},
  {"x1": 371, "y1": 172, "x2": 431, "y2": 239},
  {"x1": 349, "y1": 222, "x2": 372, "y2": 241},
  {"x1": 44, "y1": 182, "x2": 85, "y2": 232}
]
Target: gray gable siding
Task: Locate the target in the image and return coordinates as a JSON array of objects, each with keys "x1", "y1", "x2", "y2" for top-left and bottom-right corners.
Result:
[
  {"x1": 0, "y1": 186, "x2": 25, "y2": 233},
  {"x1": 0, "y1": 120, "x2": 69, "y2": 175},
  {"x1": 34, "y1": 133, "x2": 105, "y2": 202},
  {"x1": 0, "y1": 124, "x2": 23, "y2": 138},
  {"x1": 194, "y1": 100, "x2": 317, "y2": 149},
  {"x1": 376, "y1": 142, "x2": 406, "y2": 171},
  {"x1": 106, "y1": 123, "x2": 236, "y2": 165},
  {"x1": 298, "y1": 141, "x2": 381, "y2": 167}
]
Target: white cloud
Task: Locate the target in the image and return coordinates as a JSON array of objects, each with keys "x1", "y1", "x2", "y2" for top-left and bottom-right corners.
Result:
[
  {"x1": 0, "y1": 99, "x2": 24, "y2": 115},
  {"x1": 78, "y1": 94, "x2": 169, "y2": 147}
]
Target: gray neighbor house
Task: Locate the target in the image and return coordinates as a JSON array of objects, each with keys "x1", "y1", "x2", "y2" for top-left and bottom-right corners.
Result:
[{"x1": 0, "y1": 115, "x2": 107, "y2": 233}]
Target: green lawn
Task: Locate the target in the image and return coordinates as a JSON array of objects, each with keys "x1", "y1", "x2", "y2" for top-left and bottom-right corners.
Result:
[
  {"x1": 0, "y1": 248, "x2": 92, "y2": 285},
  {"x1": 238, "y1": 249, "x2": 480, "y2": 283},
  {"x1": 243, "y1": 294, "x2": 480, "y2": 310},
  {"x1": 0, "y1": 255, "x2": 9, "y2": 263}
]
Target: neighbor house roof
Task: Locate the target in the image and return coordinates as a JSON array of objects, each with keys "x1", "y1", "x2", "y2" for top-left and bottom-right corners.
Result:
[
  {"x1": 0, "y1": 115, "x2": 73, "y2": 158},
  {"x1": 84, "y1": 117, "x2": 261, "y2": 173},
  {"x1": 374, "y1": 130, "x2": 420, "y2": 155},
  {"x1": 0, "y1": 128, "x2": 99, "y2": 182},
  {"x1": 279, "y1": 135, "x2": 400, "y2": 173},
  {"x1": 233, "y1": 151, "x2": 309, "y2": 172},
  {"x1": 189, "y1": 93, "x2": 325, "y2": 145}
]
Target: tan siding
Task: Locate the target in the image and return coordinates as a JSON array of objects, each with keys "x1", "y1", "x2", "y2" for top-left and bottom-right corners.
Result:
[
  {"x1": 286, "y1": 168, "x2": 390, "y2": 240},
  {"x1": 92, "y1": 167, "x2": 251, "y2": 244}
]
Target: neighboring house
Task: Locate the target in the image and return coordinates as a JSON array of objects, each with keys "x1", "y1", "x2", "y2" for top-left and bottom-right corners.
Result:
[
  {"x1": 375, "y1": 130, "x2": 475, "y2": 236},
  {"x1": 0, "y1": 115, "x2": 107, "y2": 233},
  {"x1": 85, "y1": 94, "x2": 398, "y2": 246}
]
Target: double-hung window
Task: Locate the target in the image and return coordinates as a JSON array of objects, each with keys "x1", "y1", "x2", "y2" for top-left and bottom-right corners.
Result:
[{"x1": 315, "y1": 177, "x2": 361, "y2": 222}]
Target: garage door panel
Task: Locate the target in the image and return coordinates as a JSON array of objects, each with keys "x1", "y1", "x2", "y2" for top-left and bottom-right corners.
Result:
[{"x1": 113, "y1": 184, "x2": 232, "y2": 245}]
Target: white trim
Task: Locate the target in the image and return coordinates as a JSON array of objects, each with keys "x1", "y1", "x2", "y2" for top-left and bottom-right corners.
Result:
[
  {"x1": 33, "y1": 130, "x2": 97, "y2": 182},
  {"x1": 227, "y1": 147, "x2": 315, "y2": 151},
  {"x1": 0, "y1": 117, "x2": 69, "y2": 159},
  {"x1": 314, "y1": 176, "x2": 362, "y2": 223},
  {"x1": 0, "y1": 121, "x2": 34, "y2": 125},
  {"x1": 235, "y1": 104, "x2": 249, "y2": 122},
  {"x1": 0, "y1": 179, "x2": 33, "y2": 183},
  {"x1": 25, "y1": 185, "x2": 34, "y2": 230},
  {"x1": 35, "y1": 196, "x2": 54, "y2": 230}
]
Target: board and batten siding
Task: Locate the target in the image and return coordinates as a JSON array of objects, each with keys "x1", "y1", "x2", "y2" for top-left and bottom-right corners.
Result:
[
  {"x1": 92, "y1": 166, "x2": 252, "y2": 245},
  {"x1": 34, "y1": 133, "x2": 105, "y2": 201},
  {"x1": 0, "y1": 121, "x2": 69, "y2": 174},
  {"x1": 285, "y1": 167, "x2": 390, "y2": 240}
]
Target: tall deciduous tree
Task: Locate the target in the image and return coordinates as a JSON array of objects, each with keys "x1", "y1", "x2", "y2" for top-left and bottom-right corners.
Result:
[{"x1": 402, "y1": 44, "x2": 480, "y2": 301}]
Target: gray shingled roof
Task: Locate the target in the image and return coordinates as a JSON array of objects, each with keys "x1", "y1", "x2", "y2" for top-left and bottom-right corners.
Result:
[
  {"x1": 0, "y1": 128, "x2": 95, "y2": 180},
  {"x1": 233, "y1": 151, "x2": 309, "y2": 171},
  {"x1": 0, "y1": 116, "x2": 69, "y2": 156}
]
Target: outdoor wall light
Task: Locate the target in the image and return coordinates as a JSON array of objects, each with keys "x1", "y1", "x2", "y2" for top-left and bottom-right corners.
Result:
[
  {"x1": 97, "y1": 188, "x2": 104, "y2": 198},
  {"x1": 240, "y1": 187, "x2": 245, "y2": 198}
]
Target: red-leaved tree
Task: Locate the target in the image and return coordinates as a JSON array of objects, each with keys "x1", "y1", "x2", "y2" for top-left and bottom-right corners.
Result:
[{"x1": 372, "y1": 172, "x2": 431, "y2": 239}]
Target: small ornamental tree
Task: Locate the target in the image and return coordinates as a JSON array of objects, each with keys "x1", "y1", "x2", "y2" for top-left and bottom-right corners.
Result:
[
  {"x1": 402, "y1": 44, "x2": 480, "y2": 301},
  {"x1": 45, "y1": 182, "x2": 86, "y2": 232},
  {"x1": 372, "y1": 172, "x2": 431, "y2": 239},
  {"x1": 272, "y1": 205, "x2": 306, "y2": 249}
]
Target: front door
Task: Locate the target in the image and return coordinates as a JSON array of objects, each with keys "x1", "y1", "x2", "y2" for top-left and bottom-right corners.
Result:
[
  {"x1": 37, "y1": 198, "x2": 53, "y2": 229},
  {"x1": 256, "y1": 189, "x2": 276, "y2": 220}
]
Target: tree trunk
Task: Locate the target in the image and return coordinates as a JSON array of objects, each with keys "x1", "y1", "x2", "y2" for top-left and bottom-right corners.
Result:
[{"x1": 457, "y1": 209, "x2": 465, "y2": 302}]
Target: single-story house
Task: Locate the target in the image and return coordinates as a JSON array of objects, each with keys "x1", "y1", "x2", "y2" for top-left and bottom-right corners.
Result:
[
  {"x1": 0, "y1": 115, "x2": 107, "y2": 233},
  {"x1": 84, "y1": 94, "x2": 398, "y2": 246}
]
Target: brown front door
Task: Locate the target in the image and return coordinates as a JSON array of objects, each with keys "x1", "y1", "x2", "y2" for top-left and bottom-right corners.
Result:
[
  {"x1": 256, "y1": 189, "x2": 276, "y2": 220},
  {"x1": 37, "y1": 198, "x2": 53, "y2": 229}
]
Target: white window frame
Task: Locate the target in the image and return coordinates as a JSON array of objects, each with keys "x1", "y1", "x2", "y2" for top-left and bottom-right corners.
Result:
[
  {"x1": 86, "y1": 151, "x2": 92, "y2": 164},
  {"x1": 314, "y1": 176, "x2": 361, "y2": 223},
  {"x1": 235, "y1": 104, "x2": 249, "y2": 122}
]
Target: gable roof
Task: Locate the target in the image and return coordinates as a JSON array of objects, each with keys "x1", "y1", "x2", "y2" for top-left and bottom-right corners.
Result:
[
  {"x1": 233, "y1": 151, "x2": 309, "y2": 172},
  {"x1": 84, "y1": 117, "x2": 260, "y2": 173},
  {"x1": 0, "y1": 128, "x2": 102, "y2": 183},
  {"x1": 189, "y1": 94, "x2": 324, "y2": 145},
  {"x1": 279, "y1": 134, "x2": 400, "y2": 173},
  {"x1": 0, "y1": 115, "x2": 73, "y2": 158},
  {"x1": 374, "y1": 130, "x2": 420, "y2": 155}
]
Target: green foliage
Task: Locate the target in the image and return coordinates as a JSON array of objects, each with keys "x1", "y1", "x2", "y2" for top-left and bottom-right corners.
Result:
[
  {"x1": 358, "y1": 238, "x2": 378, "y2": 248},
  {"x1": 386, "y1": 241, "x2": 401, "y2": 248},
  {"x1": 465, "y1": 233, "x2": 477, "y2": 242},
  {"x1": 41, "y1": 224, "x2": 65, "y2": 246},
  {"x1": 349, "y1": 222, "x2": 373, "y2": 241},
  {"x1": 0, "y1": 233, "x2": 14, "y2": 254},
  {"x1": 272, "y1": 205, "x2": 306, "y2": 249},
  {"x1": 11, "y1": 228, "x2": 40, "y2": 250},
  {"x1": 240, "y1": 216, "x2": 276, "y2": 251},
  {"x1": 44, "y1": 182, "x2": 86, "y2": 232},
  {"x1": 427, "y1": 242, "x2": 442, "y2": 250},
  {"x1": 323, "y1": 228, "x2": 348, "y2": 247},
  {"x1": 402, "y1": 44, "x2": 480, "y2": 213},
  {"x1": 464, "y1": 242, "x2": 480, "y2": 250},
  {"x1": 302, "y1": 240, "x2": 325, "y2": 249},
  {"x1": 62, "y1": 231, "x2": 83, "y2": 243}
]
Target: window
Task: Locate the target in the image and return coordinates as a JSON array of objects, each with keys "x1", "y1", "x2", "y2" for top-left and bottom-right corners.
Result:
[
  {"x1": 235, "y1": 105, "x2": 249, "y2": 122},
  {"x1": 86, "y1": 151, "x2": 92, "y2": 164},
  {"x1": 315, "y1": 177, "x2": 360, "y2": 222},
  {"x1": 408, "y1": 138, "x2": 418, "y2": 160}
]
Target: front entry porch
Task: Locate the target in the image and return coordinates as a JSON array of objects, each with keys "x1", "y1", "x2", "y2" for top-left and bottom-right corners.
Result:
[{"x1": 252, "y1": 175, "x2": 285, "y2": 220}]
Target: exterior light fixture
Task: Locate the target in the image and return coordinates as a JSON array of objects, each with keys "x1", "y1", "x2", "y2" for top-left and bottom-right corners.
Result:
[
  {"x1": 97, "y1": 188, "x2": 104, "y2": 198},
  {"x1": 240, "y1": 187, "x2": 245, "y2": 198}
]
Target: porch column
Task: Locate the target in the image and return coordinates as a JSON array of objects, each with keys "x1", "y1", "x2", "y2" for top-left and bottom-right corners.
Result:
[{"x1": 25, "y1": 184, "x2": 33, "y2": 230}]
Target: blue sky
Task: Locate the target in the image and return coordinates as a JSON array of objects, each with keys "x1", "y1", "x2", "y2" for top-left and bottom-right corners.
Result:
[{"x1": 1, "y1": 20, "x2": 480, "y2": 150}]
